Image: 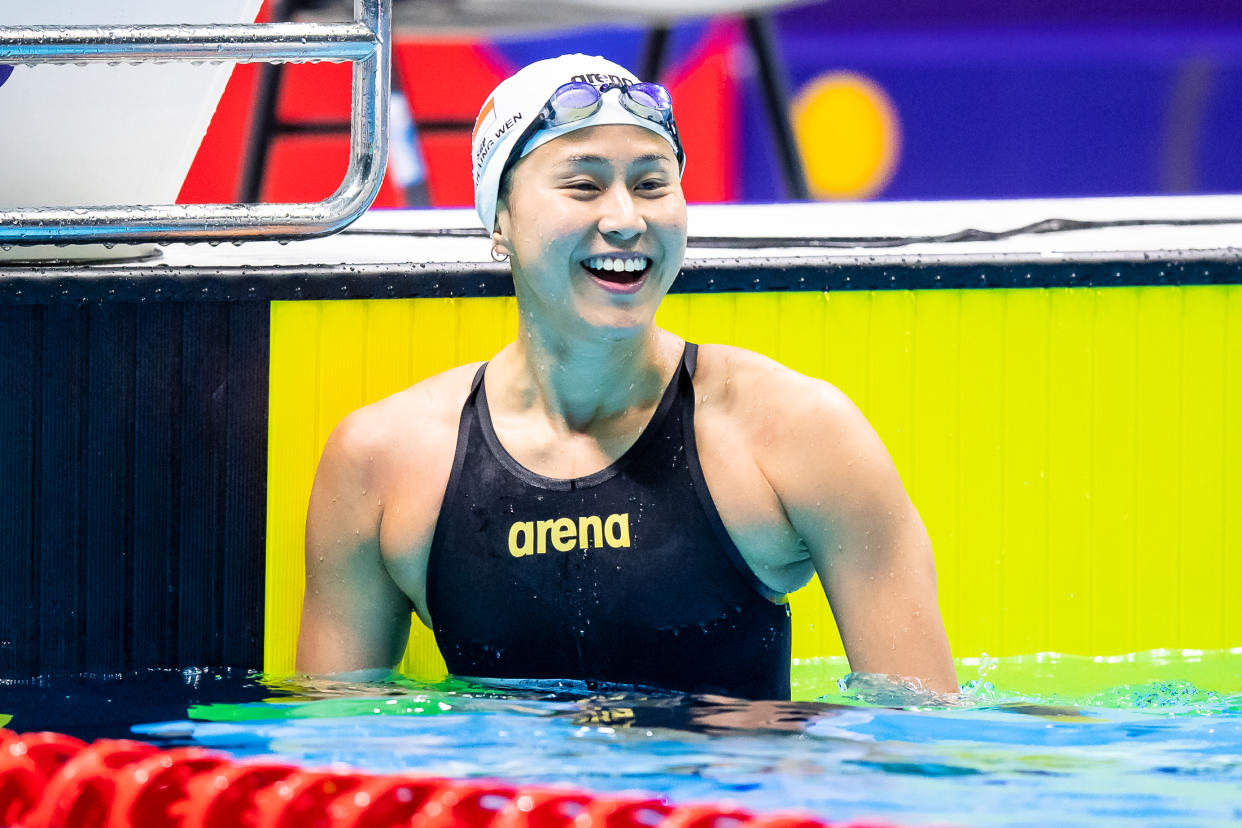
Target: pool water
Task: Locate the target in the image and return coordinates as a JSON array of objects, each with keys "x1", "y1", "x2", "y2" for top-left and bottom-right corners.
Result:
[{"x1": 3, "y1": 650, "x2": 1241, "y2": 827}]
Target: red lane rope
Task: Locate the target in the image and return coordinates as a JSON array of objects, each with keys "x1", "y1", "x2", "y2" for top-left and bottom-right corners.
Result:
[{"x1": 0, "y1": 729, "x2": 914, "y2": 828}]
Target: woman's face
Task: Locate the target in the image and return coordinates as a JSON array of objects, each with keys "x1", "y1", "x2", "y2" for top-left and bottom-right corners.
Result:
[{"x1": 495, "y1": 124, "x2": 687, "y2": 341}]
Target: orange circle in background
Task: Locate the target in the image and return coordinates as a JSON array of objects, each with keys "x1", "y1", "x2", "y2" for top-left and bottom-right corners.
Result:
[{"x1": 791, "y1": 72, "x2": 901, "y2": 200}]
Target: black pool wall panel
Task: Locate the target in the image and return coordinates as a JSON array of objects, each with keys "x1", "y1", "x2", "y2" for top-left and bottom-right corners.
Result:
[{"x1": 0, "y1": 301, "x2": 269, "y2": 680}]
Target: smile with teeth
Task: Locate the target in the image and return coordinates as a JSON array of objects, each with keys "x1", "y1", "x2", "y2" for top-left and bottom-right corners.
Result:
[{"x1": 582, "y1": 254, "x2": 652, "y2": 285}]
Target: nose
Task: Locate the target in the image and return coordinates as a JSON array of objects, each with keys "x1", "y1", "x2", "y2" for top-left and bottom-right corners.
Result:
[{"x1": 595, "y1": 183, "x2": 646, "y2": 240}]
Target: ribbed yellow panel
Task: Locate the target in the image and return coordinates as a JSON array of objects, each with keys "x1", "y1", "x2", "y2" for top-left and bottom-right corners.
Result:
[
  {"x1": 266, "y1": 285, "x2": 1241, "y2": 677},
  {"x1": 265, "y1": 301, "x2": 321, "y2": 675},
  {"x1": 1090, "y1": 289, "x2": 1137, "y2": 653},
  {"x1": 1179, "y1": 288, "x2": 1226, "y2": 646},
  {"x1": 1225, "y1": 286, "x2": 1242, "y2": 647}
]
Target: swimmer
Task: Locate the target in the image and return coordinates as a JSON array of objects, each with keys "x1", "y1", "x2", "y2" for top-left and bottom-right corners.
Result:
[{"x1": 296, "y1": 54, "x2": 957, "y2": 699}]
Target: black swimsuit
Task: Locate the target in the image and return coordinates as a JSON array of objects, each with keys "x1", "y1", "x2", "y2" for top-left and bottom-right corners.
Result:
[{"x1": 425, "y1": 343, "x2": 792, "y2": 699}]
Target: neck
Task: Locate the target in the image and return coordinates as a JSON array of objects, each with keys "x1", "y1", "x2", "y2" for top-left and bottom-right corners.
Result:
[{"x1": 496, "y1": 320, "x2": 679, "y2": 432}]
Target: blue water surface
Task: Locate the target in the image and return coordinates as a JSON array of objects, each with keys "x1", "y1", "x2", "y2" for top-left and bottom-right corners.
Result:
[{"x1": 5, "y1": 652, "x2": 1241, "y2": 828}]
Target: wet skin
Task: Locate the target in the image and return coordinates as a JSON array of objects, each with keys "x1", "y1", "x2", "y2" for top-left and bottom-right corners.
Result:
[{"x1": 297, "y1": 125, "x2": 958, "y2": 694}]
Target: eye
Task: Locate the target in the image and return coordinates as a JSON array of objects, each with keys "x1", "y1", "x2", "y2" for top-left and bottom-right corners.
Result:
[
  {"x1": 564, "y1": 179, "x2": 600, "y2": 192},
  {"x1": 636, "y1": 178, "x2": 669, "y2": 192}
]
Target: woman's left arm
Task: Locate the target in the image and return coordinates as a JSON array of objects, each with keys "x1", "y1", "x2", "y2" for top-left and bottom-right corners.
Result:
[{"x1": 755, "y1": 374, "x2": 958, "y2": 694}]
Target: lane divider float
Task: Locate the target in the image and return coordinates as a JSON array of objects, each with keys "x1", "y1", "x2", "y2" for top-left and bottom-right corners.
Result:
[{"x1": 0, "y1": 729, "x2": 915, "y2": 828}]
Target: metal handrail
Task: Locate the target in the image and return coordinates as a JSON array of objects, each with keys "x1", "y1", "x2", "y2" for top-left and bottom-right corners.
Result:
[{"x1": 0, "y1": 0, "x2": 390, "y2": 245}]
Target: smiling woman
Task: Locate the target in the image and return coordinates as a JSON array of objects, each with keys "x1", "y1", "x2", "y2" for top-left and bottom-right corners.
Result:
[
  {"x1": 496, "y1": 124, "x2": 685, "y2": 328},
  {"x1": 295, "y1": 54, "x2": 957, "y2": 699}
]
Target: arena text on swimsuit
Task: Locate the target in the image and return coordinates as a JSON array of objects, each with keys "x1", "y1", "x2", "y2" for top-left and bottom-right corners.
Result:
[{"x1": 507, "y1": 513, "x2": 632, "y2": 557}]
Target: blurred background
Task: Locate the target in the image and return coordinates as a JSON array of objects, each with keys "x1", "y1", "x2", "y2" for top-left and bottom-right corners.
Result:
[{"x1": 178, "y1": 0, "x2": 1242, "y2": 211}]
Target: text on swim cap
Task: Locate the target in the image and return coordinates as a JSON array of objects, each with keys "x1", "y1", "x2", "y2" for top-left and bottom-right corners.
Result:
[
  {"x1": 473, "y1": 111, "x2": 525, "y2": 182},
  {"x1": 570, "y1": 72, "x2": 637, "y2": 88},
  {"x1": 507, "y1": 513, "x2": 631, "y2": 557}
]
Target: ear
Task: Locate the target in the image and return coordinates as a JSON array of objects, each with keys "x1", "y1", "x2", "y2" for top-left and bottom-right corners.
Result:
[{"x1": 491, "y1": 228, "x2": 511, "y2": 259}]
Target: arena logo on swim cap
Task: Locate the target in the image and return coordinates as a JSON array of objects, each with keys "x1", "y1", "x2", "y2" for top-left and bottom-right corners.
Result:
[
  {"x1": 0, "y1": 66, "x2": 13, "y2": 90},
  {"x1": 570, "y1": 72, "x2": 637, "y2": 88}
]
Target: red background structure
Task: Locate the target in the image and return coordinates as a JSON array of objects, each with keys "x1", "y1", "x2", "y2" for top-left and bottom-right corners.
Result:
[{"x1": 178, "y1": 7, "x2": 739, "y2": 211}]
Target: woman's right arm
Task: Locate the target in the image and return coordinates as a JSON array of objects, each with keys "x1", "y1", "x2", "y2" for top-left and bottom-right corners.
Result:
[{"x1": 296, "y1": 412, "x2": 413, "y2": 679}]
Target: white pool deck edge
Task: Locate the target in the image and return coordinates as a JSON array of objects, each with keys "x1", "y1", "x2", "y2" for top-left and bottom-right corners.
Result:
[{"x1": 4, "y1": 193, "x2": 1239, "y2": 272}]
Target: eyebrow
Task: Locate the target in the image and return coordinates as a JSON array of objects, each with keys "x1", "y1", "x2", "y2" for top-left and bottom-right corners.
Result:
[{"x1": 556, "y1": 152, "x2": 674, "y2": 169}]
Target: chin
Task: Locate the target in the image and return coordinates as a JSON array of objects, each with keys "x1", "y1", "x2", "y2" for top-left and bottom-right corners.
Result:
[
  {"x1": 572, "y1": 281, "x2": 669, "y2": 338},
  {"x1": 577, "y1": 307, "x2": 654, "y2": 341}
]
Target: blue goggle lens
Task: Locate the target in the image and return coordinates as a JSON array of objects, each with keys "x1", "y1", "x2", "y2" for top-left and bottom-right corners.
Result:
[
  {"x1": 624, "y1": 82, "x2": 670, "y2": 111},
  {"x1": 546, "y1": 82, "x2": 603, "y2": 122}
]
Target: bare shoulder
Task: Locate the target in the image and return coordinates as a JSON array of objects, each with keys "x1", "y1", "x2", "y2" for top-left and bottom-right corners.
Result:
[
  {"x1": 693, "y1": 343, "x2": 893, "y2": 499},
  {"x1": 323, "y1": 362, "x2": 483, "y2": 485},
  {"x1": 693, "y1": 343, "x2": 862, "y2": 435}
]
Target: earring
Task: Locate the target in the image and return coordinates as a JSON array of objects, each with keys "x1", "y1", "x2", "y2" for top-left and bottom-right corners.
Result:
[{"x1": 490, "y1": 244, "x2": 509, "y2": 263}]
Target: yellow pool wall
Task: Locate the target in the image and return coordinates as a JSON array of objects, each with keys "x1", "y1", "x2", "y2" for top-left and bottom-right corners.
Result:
[{"x1": 265, "y1": 285, "x2": 1242, "y2": 677}]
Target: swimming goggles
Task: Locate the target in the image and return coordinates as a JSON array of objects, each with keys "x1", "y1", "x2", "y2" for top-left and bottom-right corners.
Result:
[{"x1": 499, "y1": 80, "x2": 685, "y2": 184}]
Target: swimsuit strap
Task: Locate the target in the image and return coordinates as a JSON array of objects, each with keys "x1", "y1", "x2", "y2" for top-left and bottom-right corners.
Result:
[{"x1": 469, "y1": 362, "x2": 487, "y2": 393}]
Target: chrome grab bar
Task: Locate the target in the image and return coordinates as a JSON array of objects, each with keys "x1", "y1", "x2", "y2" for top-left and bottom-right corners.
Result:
[{"x1": 0, "y1": 0, "x2": 390, "y2": 245}]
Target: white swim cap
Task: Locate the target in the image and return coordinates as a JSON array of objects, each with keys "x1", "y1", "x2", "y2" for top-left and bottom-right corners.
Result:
[{"x1": 471, "y1": 53, "x2": 685, "y2": 232}]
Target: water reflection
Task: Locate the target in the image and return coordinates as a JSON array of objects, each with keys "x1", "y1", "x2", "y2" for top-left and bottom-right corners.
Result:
[{"x1": 569, "y1": 694, "x2": 843, "y2": 735}]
